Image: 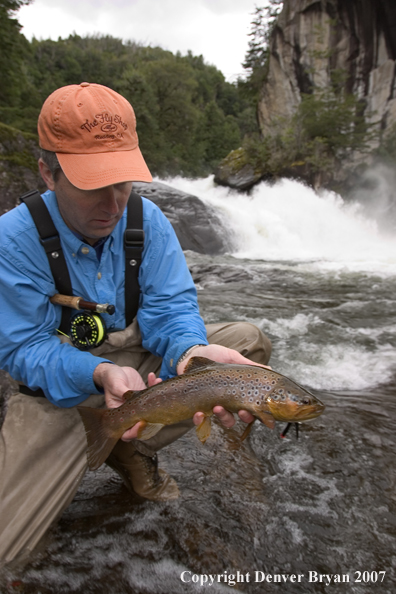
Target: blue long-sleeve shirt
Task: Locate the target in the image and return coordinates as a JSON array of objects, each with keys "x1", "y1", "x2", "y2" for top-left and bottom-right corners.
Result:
[{"x1": 0, "y1": 190, "x2": 208, "y2": 407}]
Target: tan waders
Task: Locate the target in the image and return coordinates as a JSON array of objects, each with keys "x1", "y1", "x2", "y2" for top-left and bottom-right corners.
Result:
[{"x1": 0, "y1": 321, "x2": 271, "y2": 565}]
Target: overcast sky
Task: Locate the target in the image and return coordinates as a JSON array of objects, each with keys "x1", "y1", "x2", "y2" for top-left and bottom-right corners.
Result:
[{"x1": 18, "y1": 0, "x2": 265, "y2": 82}]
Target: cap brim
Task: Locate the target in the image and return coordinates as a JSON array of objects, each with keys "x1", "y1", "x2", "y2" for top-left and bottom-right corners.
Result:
[{"x1": 57, "y1": 147, "x2": 152, "y2": 190}]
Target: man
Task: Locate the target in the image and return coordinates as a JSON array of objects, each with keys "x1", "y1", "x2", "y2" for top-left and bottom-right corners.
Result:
[{"x1": 0, "y1": 83, "x2": 271, "y2": 564}]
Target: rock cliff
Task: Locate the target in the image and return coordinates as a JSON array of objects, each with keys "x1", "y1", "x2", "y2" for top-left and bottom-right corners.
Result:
[
  {"x1": 214, "y1": 0, "x2": 396, "y2": 191},
  {"x1": 259, "y1": 0, "x2": 396, "y2": 137}
]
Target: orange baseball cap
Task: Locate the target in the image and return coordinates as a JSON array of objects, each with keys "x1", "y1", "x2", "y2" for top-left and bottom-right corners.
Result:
[{"x1": 38, "y1": 82, "x2": 152, "y2": 190}]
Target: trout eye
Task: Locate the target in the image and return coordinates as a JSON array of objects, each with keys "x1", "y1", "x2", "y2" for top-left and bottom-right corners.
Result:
[{"x1": 302, "y1": 397, "x2": 311, "y2": 405}]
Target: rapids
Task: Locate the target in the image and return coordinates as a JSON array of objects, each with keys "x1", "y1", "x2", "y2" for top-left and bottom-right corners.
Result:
[{"x1": 1, "y1": 176, "x2": 395, "y2": 593}]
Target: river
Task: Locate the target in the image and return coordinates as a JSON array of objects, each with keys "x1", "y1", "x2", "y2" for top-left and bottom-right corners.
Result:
[{"x1": 1, "y1": 176, "x2": 396, "y2": 593}]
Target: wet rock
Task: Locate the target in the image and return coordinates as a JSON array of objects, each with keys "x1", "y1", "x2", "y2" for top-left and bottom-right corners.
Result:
[
  {"x1": 214, "y1": 147, "x2": 263, "y2": 191},
  {"x1": 133, "y1": 181, "x2": 230, "y2": 254}
]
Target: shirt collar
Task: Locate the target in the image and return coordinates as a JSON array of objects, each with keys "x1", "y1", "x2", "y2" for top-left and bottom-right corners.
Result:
[{"x1": 70, "y1": 230, "x2": 109, "y2": 261}]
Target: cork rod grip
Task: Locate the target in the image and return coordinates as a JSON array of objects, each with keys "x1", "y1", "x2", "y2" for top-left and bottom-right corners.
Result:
[{"x1": 50, "y1": 294, "x2": 82, "y2": 309}]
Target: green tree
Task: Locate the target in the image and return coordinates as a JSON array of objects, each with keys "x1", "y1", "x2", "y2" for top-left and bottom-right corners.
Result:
[
  {"x1": 298, "y1": 88, "x2": 373, "y2": 160},
  {"x1": 117, "y1": 67, "x2": 168, "y2": 175},
  {"x1": 1, "y1": 28, "x2": 248, "y2": 177},
  {"x1": 199, "y1": 101, "x2": 241, "y2": 169},
  {"x1": 0, "y1": 0, "x2": 32, "y2": 107},
  {"x1": 242, "y1": 1, "x2": 283, "y2": 97}
]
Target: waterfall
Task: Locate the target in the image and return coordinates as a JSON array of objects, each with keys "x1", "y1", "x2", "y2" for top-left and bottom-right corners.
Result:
[{"x1": 161, "y1": 175, "x2": 396, "y2": 274}]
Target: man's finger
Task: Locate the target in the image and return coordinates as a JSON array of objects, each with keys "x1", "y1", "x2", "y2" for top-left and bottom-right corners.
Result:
[
  {"x1": 121, "y1": 421, "x2": 145, "y2": 442},
  {"x1": 213, "y1": 405, "x2": 236, "y2": 428},
  {"x1": 238, "y1": 410, "x2": 255, "y2": 424},
  {"x1": 147, "y1": 372, "x2": 162, "y2": 387},
  {"x1": 193, "y1": 411, "x2": 205, "y2": 426}
]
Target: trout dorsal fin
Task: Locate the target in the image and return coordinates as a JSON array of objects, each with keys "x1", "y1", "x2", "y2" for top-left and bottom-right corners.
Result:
[
  {"x1": 184, "y1": 356, "x2": 217, "y2": 374},
  {"x1": 123, "y1": 389, "x2": 144, "y2": 402}
]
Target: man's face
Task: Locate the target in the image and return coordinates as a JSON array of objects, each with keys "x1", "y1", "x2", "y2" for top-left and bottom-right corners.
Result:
[{"x1": 40, "y1": 161, "x2": 132, "y2": 244}]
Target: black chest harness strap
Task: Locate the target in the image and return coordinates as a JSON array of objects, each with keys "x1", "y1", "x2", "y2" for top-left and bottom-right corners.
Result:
[
  {"x1": 124, "y1": 191, "x2": 144, "y2": 327},
  {"x1": 20, "y1": 189, "x2": 144, "y2": 334}
]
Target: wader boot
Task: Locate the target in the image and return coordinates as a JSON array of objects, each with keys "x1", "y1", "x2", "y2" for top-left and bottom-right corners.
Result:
[{"x1": 105, "y1": 440, "x2": 180, "y2": 501}]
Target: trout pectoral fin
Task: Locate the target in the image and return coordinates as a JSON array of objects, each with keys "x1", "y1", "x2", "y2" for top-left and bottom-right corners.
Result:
[
  {"x1": 136, "y1": 421, "x2": 165, "y2": 440},
  {"x1": 257, "y1": 412, "x2": 276, "y2": 430},
  {"x1": 240, "y1": 420, "x2": 255, "y2": 441},
  {"x1": 196, "y1": 415, "x2": 211, "y2": 444}
]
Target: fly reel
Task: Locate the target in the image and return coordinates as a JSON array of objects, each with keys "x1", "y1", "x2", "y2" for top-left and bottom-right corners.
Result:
[
  {"x1": 69, "y1": 310, "x2": 107, "y2": 350},
  {"x1": 50, "y1": 294, "x2": 115, "y2": 350}
]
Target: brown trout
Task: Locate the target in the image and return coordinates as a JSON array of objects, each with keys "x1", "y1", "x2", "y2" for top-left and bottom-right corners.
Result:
[{"x1": 78, "y1": 357, "x2": 325, "y2": 470}]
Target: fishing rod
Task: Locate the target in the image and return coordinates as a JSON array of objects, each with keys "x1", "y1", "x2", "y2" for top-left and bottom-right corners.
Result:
[
  {"x1": 50, "y1": 293, "x2": 116, "y2": 350},
  {"x1": 50, "y1": 294, "x2": 115, "y2": 315}
]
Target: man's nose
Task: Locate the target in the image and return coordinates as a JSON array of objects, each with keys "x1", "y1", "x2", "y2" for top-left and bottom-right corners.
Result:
[{"x1": 99, "y1": 186, "x2": 119, "y2": 214}]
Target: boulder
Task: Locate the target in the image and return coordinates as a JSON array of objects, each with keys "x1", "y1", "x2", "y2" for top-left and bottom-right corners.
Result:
[
  {"x1": 133, "y1": 181, "x2": 229, "y2": 254},
  {"x1": 213, "y1": 147, "x2": 263, "y2": 191}
]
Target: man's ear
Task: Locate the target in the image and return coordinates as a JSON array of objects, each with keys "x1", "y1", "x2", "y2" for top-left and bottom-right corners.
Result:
[{"x1": 38, "y1": 158, "x2": 56, "y2": 191}]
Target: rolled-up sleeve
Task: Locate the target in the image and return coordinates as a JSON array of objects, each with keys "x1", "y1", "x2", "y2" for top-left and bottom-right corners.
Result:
[{"x1": 137, "y1": 199, "x2": 208, "y2": 379}]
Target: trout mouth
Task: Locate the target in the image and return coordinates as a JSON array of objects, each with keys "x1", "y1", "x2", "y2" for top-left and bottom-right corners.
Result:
[{"x1": 294, "y1": 403, "x2": 325, "y2": 421}]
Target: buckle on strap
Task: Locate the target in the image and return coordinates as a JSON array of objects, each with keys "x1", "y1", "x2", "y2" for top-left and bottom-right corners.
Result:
[
  {"x1": 124, "y1": 229, "x2": 144, "y2": 247},
  {"x1": 124, "y1": 229, "x2": 144, "y2": 261},
  {"x1": 40, "y1": 235, "x2": 62, "y2": 254}
]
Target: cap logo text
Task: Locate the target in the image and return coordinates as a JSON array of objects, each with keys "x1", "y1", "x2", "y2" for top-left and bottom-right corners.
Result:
[{"x1": 80, "y1": 112, "x2": 128, "y2": 134}]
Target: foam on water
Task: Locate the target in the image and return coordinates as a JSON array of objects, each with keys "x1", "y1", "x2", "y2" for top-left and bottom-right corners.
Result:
[
  {"x1": 273, "y1": 450, "x2": 342, "y2": 519},
  {"x1": 161, "y1": 175, "x2": 396, "y2": 390},
  {"x1": 162, "y1": 175, "x2": 396, "y2": 274},
  {"x1": 258, "y1": 313, "x2": 396, "y2": 390}
]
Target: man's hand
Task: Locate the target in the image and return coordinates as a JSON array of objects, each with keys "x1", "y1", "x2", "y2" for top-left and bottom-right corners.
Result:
[
  {"x1": 176, "y1": 344, "x2": 270, "y2": 375},
  {"x1": 93, "y1": 363, "x2": 161, "y2": 441},
  {"x1": 177, "y1": 344, "x2": 270, "y2": 430}
]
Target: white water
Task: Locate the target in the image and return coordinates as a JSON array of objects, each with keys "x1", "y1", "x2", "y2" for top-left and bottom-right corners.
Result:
[
  {"x1": 258, "y1": 312, "x2": 396, "y2": 390},
  {"x1": 160, "y1": 175, "x2": 396, "y2": 274},
  {"x1": 161, "y1": 175, "x2": 396, "y2": 391}
]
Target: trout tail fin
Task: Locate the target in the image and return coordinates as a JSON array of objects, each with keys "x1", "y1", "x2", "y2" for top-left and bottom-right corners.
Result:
[{"x1": 77, "y1": 406, "x2": 124, "y2": 471}]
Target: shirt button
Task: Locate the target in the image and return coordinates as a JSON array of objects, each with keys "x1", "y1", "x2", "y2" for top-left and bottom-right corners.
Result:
[
  {"x1": 81, "y1": 247, "x2": 90, "y2": 254},
  {"x1": 97, "y1": 272, "x2": 102, "y2": 279}
]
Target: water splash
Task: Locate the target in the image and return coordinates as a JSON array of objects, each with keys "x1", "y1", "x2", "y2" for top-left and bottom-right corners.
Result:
[{"x1": 162, "y1": 176, "x2": 396, "y2": 273}]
